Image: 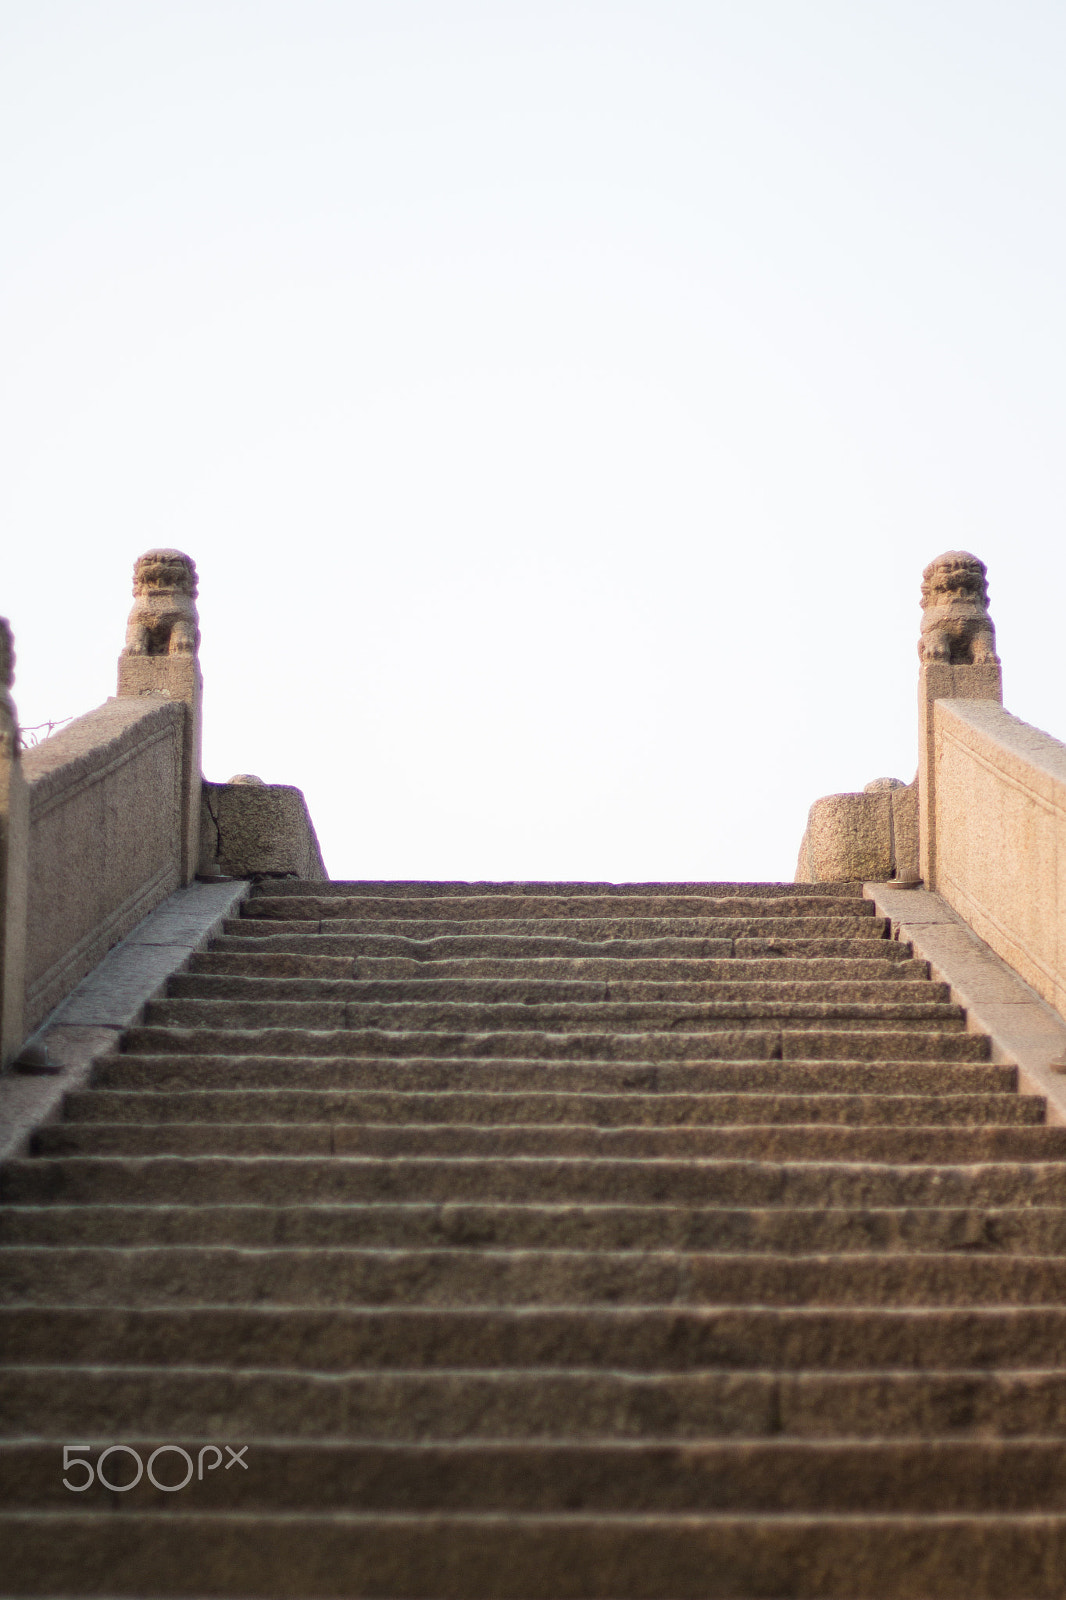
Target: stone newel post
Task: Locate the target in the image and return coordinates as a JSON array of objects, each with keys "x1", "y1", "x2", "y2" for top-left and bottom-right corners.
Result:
[
  {"x1": 116, "y1": 549, "x2": 203, "y2": 885},
  {"x1": 0, "y1": 620, "x2": 29, "y2": 1067},
  {"x1": 917, "y1": 551, "x2": 1002, "y2": 887}
]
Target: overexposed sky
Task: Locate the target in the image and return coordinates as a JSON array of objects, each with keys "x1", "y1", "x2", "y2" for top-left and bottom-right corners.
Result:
[{"x1": 3, "y1": 1, "x2": 1065, "y2": 881}]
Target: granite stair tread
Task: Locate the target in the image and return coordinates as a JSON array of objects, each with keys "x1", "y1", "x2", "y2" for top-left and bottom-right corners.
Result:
[
  {"x1": 8, "y1": 1201, "x2": 1066, "y2": 1252},
  {"x1": 56, "y1": 1086, "x2": 1043, "y2": 1125},
  {"x1": 25, "y1": 1120, "x2": 1066, "y2": 1161},
  {"x1": 5, "y1": 1436, "x2": 1066, "y2": 1514},
  {"x1": 12, "y1": 1507, "x2": 1066, "y2": 1600}
]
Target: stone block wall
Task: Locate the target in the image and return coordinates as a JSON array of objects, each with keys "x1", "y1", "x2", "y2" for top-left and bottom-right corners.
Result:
[
  {"x1": 932, "y1": 698, "x2": 1066, "y2": 1018},
  {"x1": 200, "y1": 779, "x2": 327, "y2": 882},
  {"x1": 796, "y1": 779, "x2": 918, "y2": 885},
  {"x1": 21, "y1": 698, "x2": 186, "y2": 1032}
]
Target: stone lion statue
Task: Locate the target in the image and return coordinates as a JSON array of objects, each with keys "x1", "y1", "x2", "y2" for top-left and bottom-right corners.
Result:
[
  {"x1": 918, "y1": 550, "x2": 999, "y2": 665},
  {"x1": 122, "y1": 549, "x2": 200, "y2": 657}
]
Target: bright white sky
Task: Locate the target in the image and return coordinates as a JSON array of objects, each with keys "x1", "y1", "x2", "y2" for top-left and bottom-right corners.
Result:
[{"x1": 3, "y1": 2, "x2": 1065, "y2": 882}]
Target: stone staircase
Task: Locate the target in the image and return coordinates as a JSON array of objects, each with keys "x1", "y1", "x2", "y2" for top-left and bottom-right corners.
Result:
[{"x1": 4, "y1": 880, "x2": 1066, "y2": 1595}]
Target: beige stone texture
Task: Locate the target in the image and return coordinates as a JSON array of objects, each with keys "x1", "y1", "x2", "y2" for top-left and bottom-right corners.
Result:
[
  {"x1": 800, "y1": 553, "x2": 1006, "y2": 889},
  {"x1": 121, "y1": 548, "x2": 200, "y2": 659},
  {"x1": 117, "y1": 546, "x2": 203, "y2": 885},
  {"x1": 917, "y1": 551, "x2": 999, "y2": 668},
  {"x1": 890, "y1": 781, "x2": 919, "y2": 882},
  {"x1": 2, "y1": 547, "x2": 329, "y2": 1067},
  {"x1": 200, "y1": 780, "x2": 327, "y2": 881},
  {"x1": 797, "y1": 791, "x2": 893, "y2": 882},
  {"x1": 0, "y1": 617, "x2": 28, "y2": 1067},
  {"x1": 796, "y1": 780, "x2": 917, "y2": 884},
  {"x1": 866, "y1": 883, "x2": 1066, "y2": 1125},
  {"x1": 0, "y1": 878, "x2": 248, "y2": 1161},
  {"x1": 117, "y1": 652, "x2": 202, "y2": 884},
  {"x1": 0, "y1": 763, "x2": 28, "y2": 1070},
  {"x1": 918, "y1": 661, "x2": 1002, "y2": 884},
  {"x1": 928, "y1": 697, "x2": 1066, "y2": 1018},
  {"x1": 916, "y1": 553, "x2": 1002, "y2": 886},
  {"x1": 21, "y1": 698, "x2": 185, "y2": 1032},
  {"x1": 862, "y1": 777, "x2": 904, "y2": 793}
]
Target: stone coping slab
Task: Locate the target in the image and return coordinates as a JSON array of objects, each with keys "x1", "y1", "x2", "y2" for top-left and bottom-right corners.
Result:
[
  {"x1": 865, "y1": 884, "x2": 1066, "y2": 1125},
  {"x1": 0, "y1": 878, "x2": 249, "y2": 1164}
]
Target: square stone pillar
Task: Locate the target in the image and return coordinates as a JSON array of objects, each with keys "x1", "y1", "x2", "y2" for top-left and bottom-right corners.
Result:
[
  {"x1": 0, "y1": 620, "x2": 28, "y2": 1068},
  {"x1": 918, "y1": 662, "x2": 1002, "y2": 887},
  {"x1": 0, "y1": 736, "x2": 29, "y2": 1069},
  {"x1": 117, "y1": 654, "x2": 202, "y2": 885}
]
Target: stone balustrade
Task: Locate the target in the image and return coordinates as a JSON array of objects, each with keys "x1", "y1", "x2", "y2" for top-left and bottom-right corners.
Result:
[
  {"x1": 0, "y1": 551, "x2": 324, "y2": 1069},
  {"x1": 799, "y1": 547, "x2": 1066, "y2": 1024},
  {"x1": 931, "y1": 696, "x2": 1066, "y2": 1018},
  {"x1": 20, "y1": 698, "x2": 188, "y2": 1035}
]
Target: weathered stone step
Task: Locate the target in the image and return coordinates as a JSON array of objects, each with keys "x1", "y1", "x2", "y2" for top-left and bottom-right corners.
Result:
[
  {"x1": 194, "y1": 950, "x2": 930, "y2": 981},
  {"x1": 259, "y1": 879, "x2": 867, "y2": 899},
  {"x1": 246, "y1": 893, "x2": 878, "y2": 923},
  {"x1": 12, "y1": 1154, "x2": 1053, "y2": 1207},
  {"x1": 786, "y1": 1028, "x2": 987, "y2": 1060},
  {"x1": 11, "y1": 1365, "x2": 1066, "y2": 1440},
  {"x1": 10, "y1": 1246, "x2": 1066, "y2": 1308},
  {"x1": 93, "y1": 1053, "x2": 1017, "y2": 1096},
  {"x1": 30, "y1": 1121, "x2": 1066, "y2": 1164},
  {"x1": 225, "y1": 915, "x2": 890, "y2": 941},
  {"x1": 9, "y1": 1508, "x2": 1066, "y2": 1599},
  {"x1": 169, "y1": 972, "x2": 950, "y2": 1006},
  {"x1": 120, "y1": 1025, "x2": 777, "y2": 1060},
  {"x1": 8, "y1": 1202, "x2": 1066, "y2": 1254},
  {"x1": 8, "y1": 1302, "x2": 1066, "y2": 1369},
  {"x1": 117, "y1": 1025, "x2": 990, "y2": 1061},
  {"x1": 143, "y1": 997, "x2": 965, "y2": 1034},
  {"x1": 4, "y1": 1437, "x2": 1066, "y2": 1513},
  {"x1": 62, "y1": 1087, "x2": 1041, "y2": 1128},
  {"x1": 217, "y1": 929, "x2": 911, "y2": 961}
]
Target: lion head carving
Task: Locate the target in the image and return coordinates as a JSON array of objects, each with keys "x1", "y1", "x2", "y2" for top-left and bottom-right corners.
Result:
[
  {"x1": 122, "y1": 549, "x2": 200, "y2": 658},
  {"x1": 918, "y1": 550, "x2": 999, "y2": 666}
]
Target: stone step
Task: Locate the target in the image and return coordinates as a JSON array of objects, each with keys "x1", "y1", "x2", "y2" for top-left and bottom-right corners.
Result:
[
  {"x1": 93, "y1": 1053, "x2": 1017, "y2": 1095},
  {"x1": 7, "y1": 1203, "x2": 1066, "y2": 1253},
  {"x1": 784, "y1": 1029, "x2": 987, "y2": 1059},
  {"x1": 11, "y1": 1365, "x2": 1066, "y2": 1440},
  {"x1": 11, "y1": 1155, "x2": 1055, "y2": 1207},
  {"x1": 224, "y1": 915, "x2": 890, "y2": 941},
  {"x1": 245, "y1": 893, "x2": 878, "y2": 923},
  {"x1": 61, "y1": 1087, "x2": 1042, "y2": 1127},
  {"x1": 10, "y1": 1246, "x2": 1066, "y2": 1309},
  {"x1": 217, "y1": 930, "x2": 912, "y2": 963},
  {"x1": 5, "y1": 1437, "x2": 1066, "y2": 1513},
  {"x1": 8, "y1": 1508, "x2": 1066, "y2": 1599},
  {"x1": 119, "y1": 1026, "x2": 986, "y2": 1061},
  {"x1": 193, "y1": 950, "x2": 930, "y2": 981},
  {"x1": 169, "y1": 972, "x2": 950, "y2": 1006},
  {"x1": 142, "y1": 997, "x2": 965, "y2": 1033},
  {"x1": 120, "y1": 1026, "x2": 779, "y2": 1060},
  {"x1": 29, "y1": 1121, "x2": 1066, "y2": 1163},
  {"x1": 3, "y1": 1303, "x2": 1064, "y2": 1370},
  {"x1": 259, "y1": 879, "x2": 868, "y2": 899}
]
